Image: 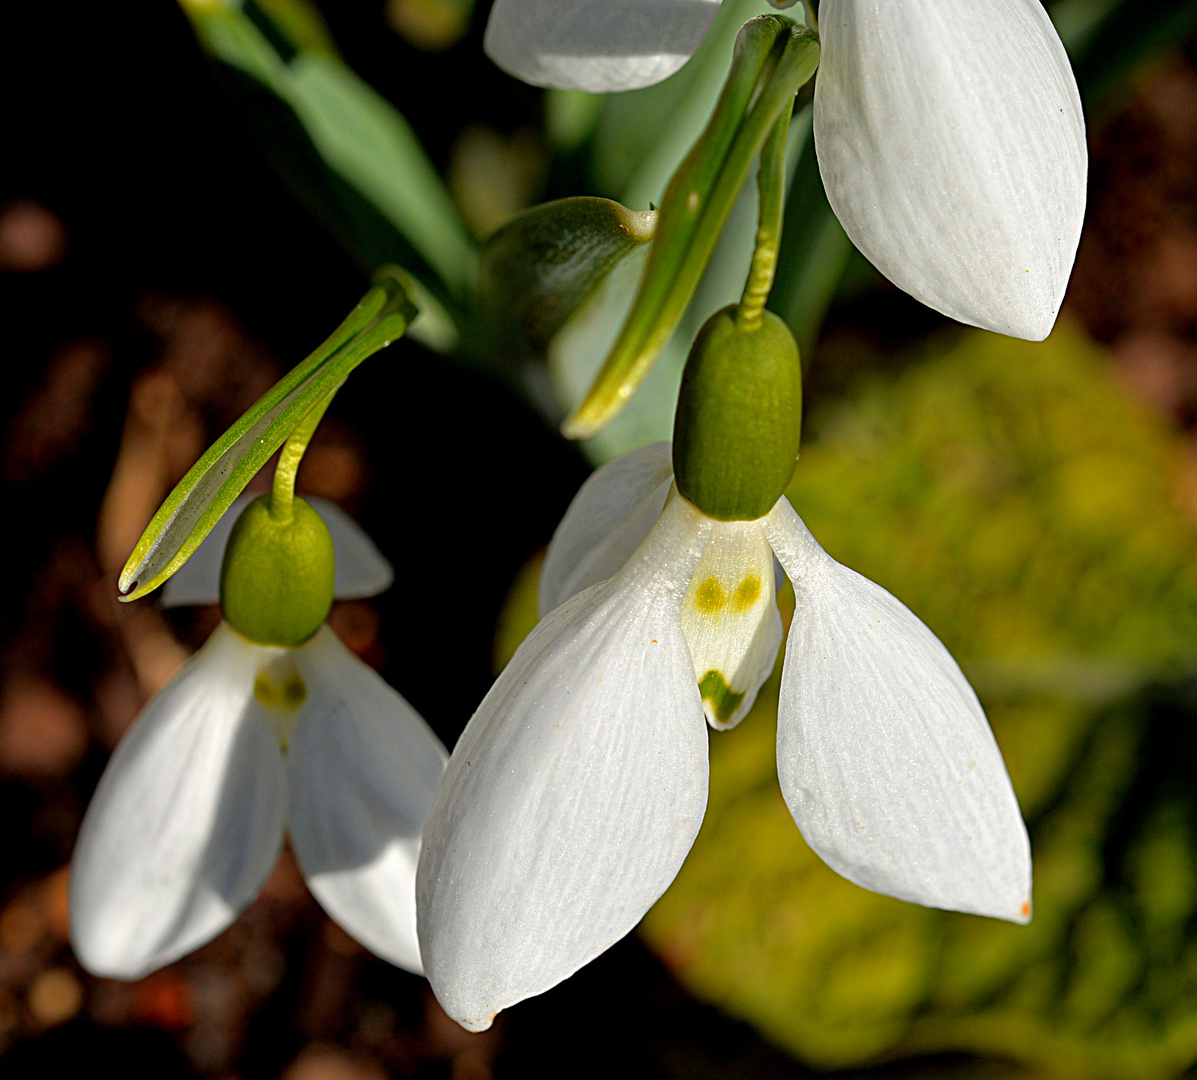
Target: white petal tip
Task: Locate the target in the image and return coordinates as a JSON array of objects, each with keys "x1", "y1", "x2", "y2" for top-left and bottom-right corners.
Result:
[
  {"x1": 814, "y1": 0, "x2": 1086, "y2": 345},
  {"x1": 969, "y1": 300, "x2": 1059, "y2": 342},
  {"x1": 457, "y1": 1011, "x2": 497, "y2": 1033},
  {"x1": 69, "y1": 934, "x2": 158, "y2": 982},
  {"x1": 483, "y1": 0, "x2": 719, "y2": 93}
]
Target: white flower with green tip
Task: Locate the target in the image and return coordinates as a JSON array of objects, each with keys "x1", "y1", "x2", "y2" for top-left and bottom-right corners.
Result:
[
  {"x1": 416, "y1": 437, "x2": 1031, "y2": 1032},
  {"x1": 484, "y1": 0, "x2": 1087, "y2": 341},
  {"x1": 70, "y1": 496, "x2": 446, "y2": 980}
]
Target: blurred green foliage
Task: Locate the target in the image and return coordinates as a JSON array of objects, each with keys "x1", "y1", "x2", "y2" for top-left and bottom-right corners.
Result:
[{"x1": 639, "y1": 324, "x2": 1197, "y2": 1078}]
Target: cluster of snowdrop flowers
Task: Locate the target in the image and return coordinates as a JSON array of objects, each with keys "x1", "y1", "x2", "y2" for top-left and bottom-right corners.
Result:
[
  {"x1": 485, "y1": 0, "x2": 1088, "y2": 341},
  {"x1": 416, "y1": 307, "x2": 1031, "y2": 1032},
  {"x1": 70, "y1": 493, "x2": 446, "y2": 979}
]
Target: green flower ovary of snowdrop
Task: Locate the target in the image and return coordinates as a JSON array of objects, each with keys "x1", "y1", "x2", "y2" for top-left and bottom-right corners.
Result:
[
  {"x1": 70, "y1": 494, "x2": 447, "y2": 980},
  {"x1": 485, "y1": 0, "x2": 1087, "y2": 341},
  {"x1": 415, "y1": 441, "x2": 1031, "y2": 1033}
]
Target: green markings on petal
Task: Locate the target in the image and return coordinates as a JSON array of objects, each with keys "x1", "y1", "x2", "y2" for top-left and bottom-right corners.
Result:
[
  {"x1": 680, "y1": 518, "x2": 783, "y2": 731},
  {"x1": 252, "y1": 652, "x2": 310, "y2": 750},
  {"x1": 254, "y1": 666, "x2": 309, "y2": 712},
  {"x1": 698, "y1": 670, "x2": 747, "y2": 726}
]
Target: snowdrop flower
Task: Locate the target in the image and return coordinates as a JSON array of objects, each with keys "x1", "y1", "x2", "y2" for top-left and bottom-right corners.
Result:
[
  {"x1": 71, "y1": 495, "x2": 447, "y2": 979},
  {"x1": 484, "y1": 0, "x2": 1087, "y2": 340},
  {"x1": 417, "y1": 309, "x2": 1030, "y2": 1032}
]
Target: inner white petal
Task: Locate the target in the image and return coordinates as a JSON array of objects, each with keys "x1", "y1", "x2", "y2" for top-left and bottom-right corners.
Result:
[
  {"x1": 252, "y1": 652, "x2": 310, "y2": 750},
  {"x1": 680, "y1": 519, "x2": 782, "y2": 730}
]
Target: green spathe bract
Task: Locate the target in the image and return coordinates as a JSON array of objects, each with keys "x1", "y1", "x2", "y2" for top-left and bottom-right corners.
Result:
[
  {"x1": 673, "y1": 305, "x2": 802, "y2": 521},
  {"x1": 220, "y1": 496, "x2": 335, "y2": 647}
]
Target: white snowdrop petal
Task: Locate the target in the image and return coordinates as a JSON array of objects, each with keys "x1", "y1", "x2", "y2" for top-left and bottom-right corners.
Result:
[
  {"x1": 763, "y1": 499, "x2": 1031, "y2": 922},
  {"x1": 70, "y1": 624, "x2": 287, "y2": 979},
  {"x1": 287, "y1": 627, "x2": 447, "y2": 974},
  {"x1": 539, "y1": 441, "x2": 674, "y2": 617},
  {"x1": 484, "y1": 0, "x2": 721, "y2": 92},
  {"x1": 161, "y1": 494, "x2": 393, "y2": 608},
  {"x1": 680, "y1": 519, "x2": 782, "y2": 730},
  {"x1": 418, "y1": 492, "x2": 711, "y2": 1031},
  {"x1": 318, "y1": 500, "x2": 396, "y2": 600},
  {"x1": 813, "y1": 0, "x2": 1087, "y2": 340}
]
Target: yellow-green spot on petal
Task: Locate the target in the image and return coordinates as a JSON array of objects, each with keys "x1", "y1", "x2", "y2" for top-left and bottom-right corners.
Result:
[
  {"x1": 694, "y1": 576, "x2": 726, "y2": 613},
  {"x1": 733, "y1": 574, "x2": 762, "y2": 611},
  {"x1": 254, "y1": 668, "x2": 308, "y2": 712},
  {"x1": 698, "y1": 670, "x2": 745, "y2": 725},
  {"x1": 253, "y1": 655, "x2": 308, "y2": 750}
]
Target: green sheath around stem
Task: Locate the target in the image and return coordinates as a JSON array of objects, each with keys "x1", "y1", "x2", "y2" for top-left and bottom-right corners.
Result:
[
  {"x1": 119, "y1": 267, "x2": 417, "y2": 603},
  {"x1": 562, "y1": 17, "x2": 819, "y2": 440}
]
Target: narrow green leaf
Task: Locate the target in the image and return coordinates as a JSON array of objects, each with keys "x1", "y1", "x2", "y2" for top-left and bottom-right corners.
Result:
[
  {"x1": 248, "y1": 0, "x2": 339, "y2": 56},
  {"x1": 118, "y1": 270, "x2": 417, "y2": 603},
  {"x1": 286, "y1": 54, "x2": 478, "y2": 298},
  {"x1": 179, "y1": 0, "x2": 476, "y2": 304},
  {"x1": 473, "y1": 197, "x2": 656, "y2": 366}
]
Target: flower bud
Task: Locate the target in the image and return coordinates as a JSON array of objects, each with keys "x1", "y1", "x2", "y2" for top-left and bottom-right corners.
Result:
[
  {"x1": 220, "y1": 495, "x2": 335, "y2": 646},
  {"x1": 672, "y1": 306, "x2": 802, "y2": 522}
]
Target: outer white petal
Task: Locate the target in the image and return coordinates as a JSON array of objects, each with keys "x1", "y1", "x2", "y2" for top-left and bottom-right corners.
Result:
[
  {"x1": 418, "y1": 492, "x2": 711, "y2": 1031},
  {"x1": 539, "y1": 441, "x2": 674, "y2": 617},
  {"x1": 70, "y1": 624, "x2": 286, "y2": 978},
  {"x1": 161, "y1": 494, "x2": 393, "y2": 608},
  {"x1": 287, "y1": 627, "x2": 448, "y2": 974},
  {"x1": 484, "y1": 0, "x2": 721, "y2": 92},
  {"x1": 813, "y1": 0, "x2": 1087, "y2": 340},
  {"x1": 763, "y1": 499, "x2": 1031, "y2": 922}
]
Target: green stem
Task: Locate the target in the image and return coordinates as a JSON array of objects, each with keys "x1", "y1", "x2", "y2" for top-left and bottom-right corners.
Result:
[
  {"x1": 562, "y1": 18, "x2": 820, "y2": 440},
  {"x1": 269, "y1": 383, "x2": 342, "y2": 524},
  {"x1": 737, "y1": 110, "x2": 790, "y2": 330}
]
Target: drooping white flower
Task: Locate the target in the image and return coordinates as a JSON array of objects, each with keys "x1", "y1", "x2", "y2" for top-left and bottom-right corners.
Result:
[
  {"x1": 417, "y1": 441, "x2": 1030, "y2": 1031},
  {"x1": 484, "y1": 0, "x2": 724, "y2": 94},
  {"x1": 71, "y1": 502, "x2": 446, "y2": 980},
  {"x1": 483, "y1": 0, "x2": 1087, "y2": 341}
]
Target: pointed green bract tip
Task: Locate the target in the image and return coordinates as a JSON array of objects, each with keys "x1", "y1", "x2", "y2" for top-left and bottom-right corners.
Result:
[
  {"x1": 220, "y1": 495, "x2": 335, "y2": 647},
  {"x1": 673, "y1": 306, "x2": 803, "y2": 522}
]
